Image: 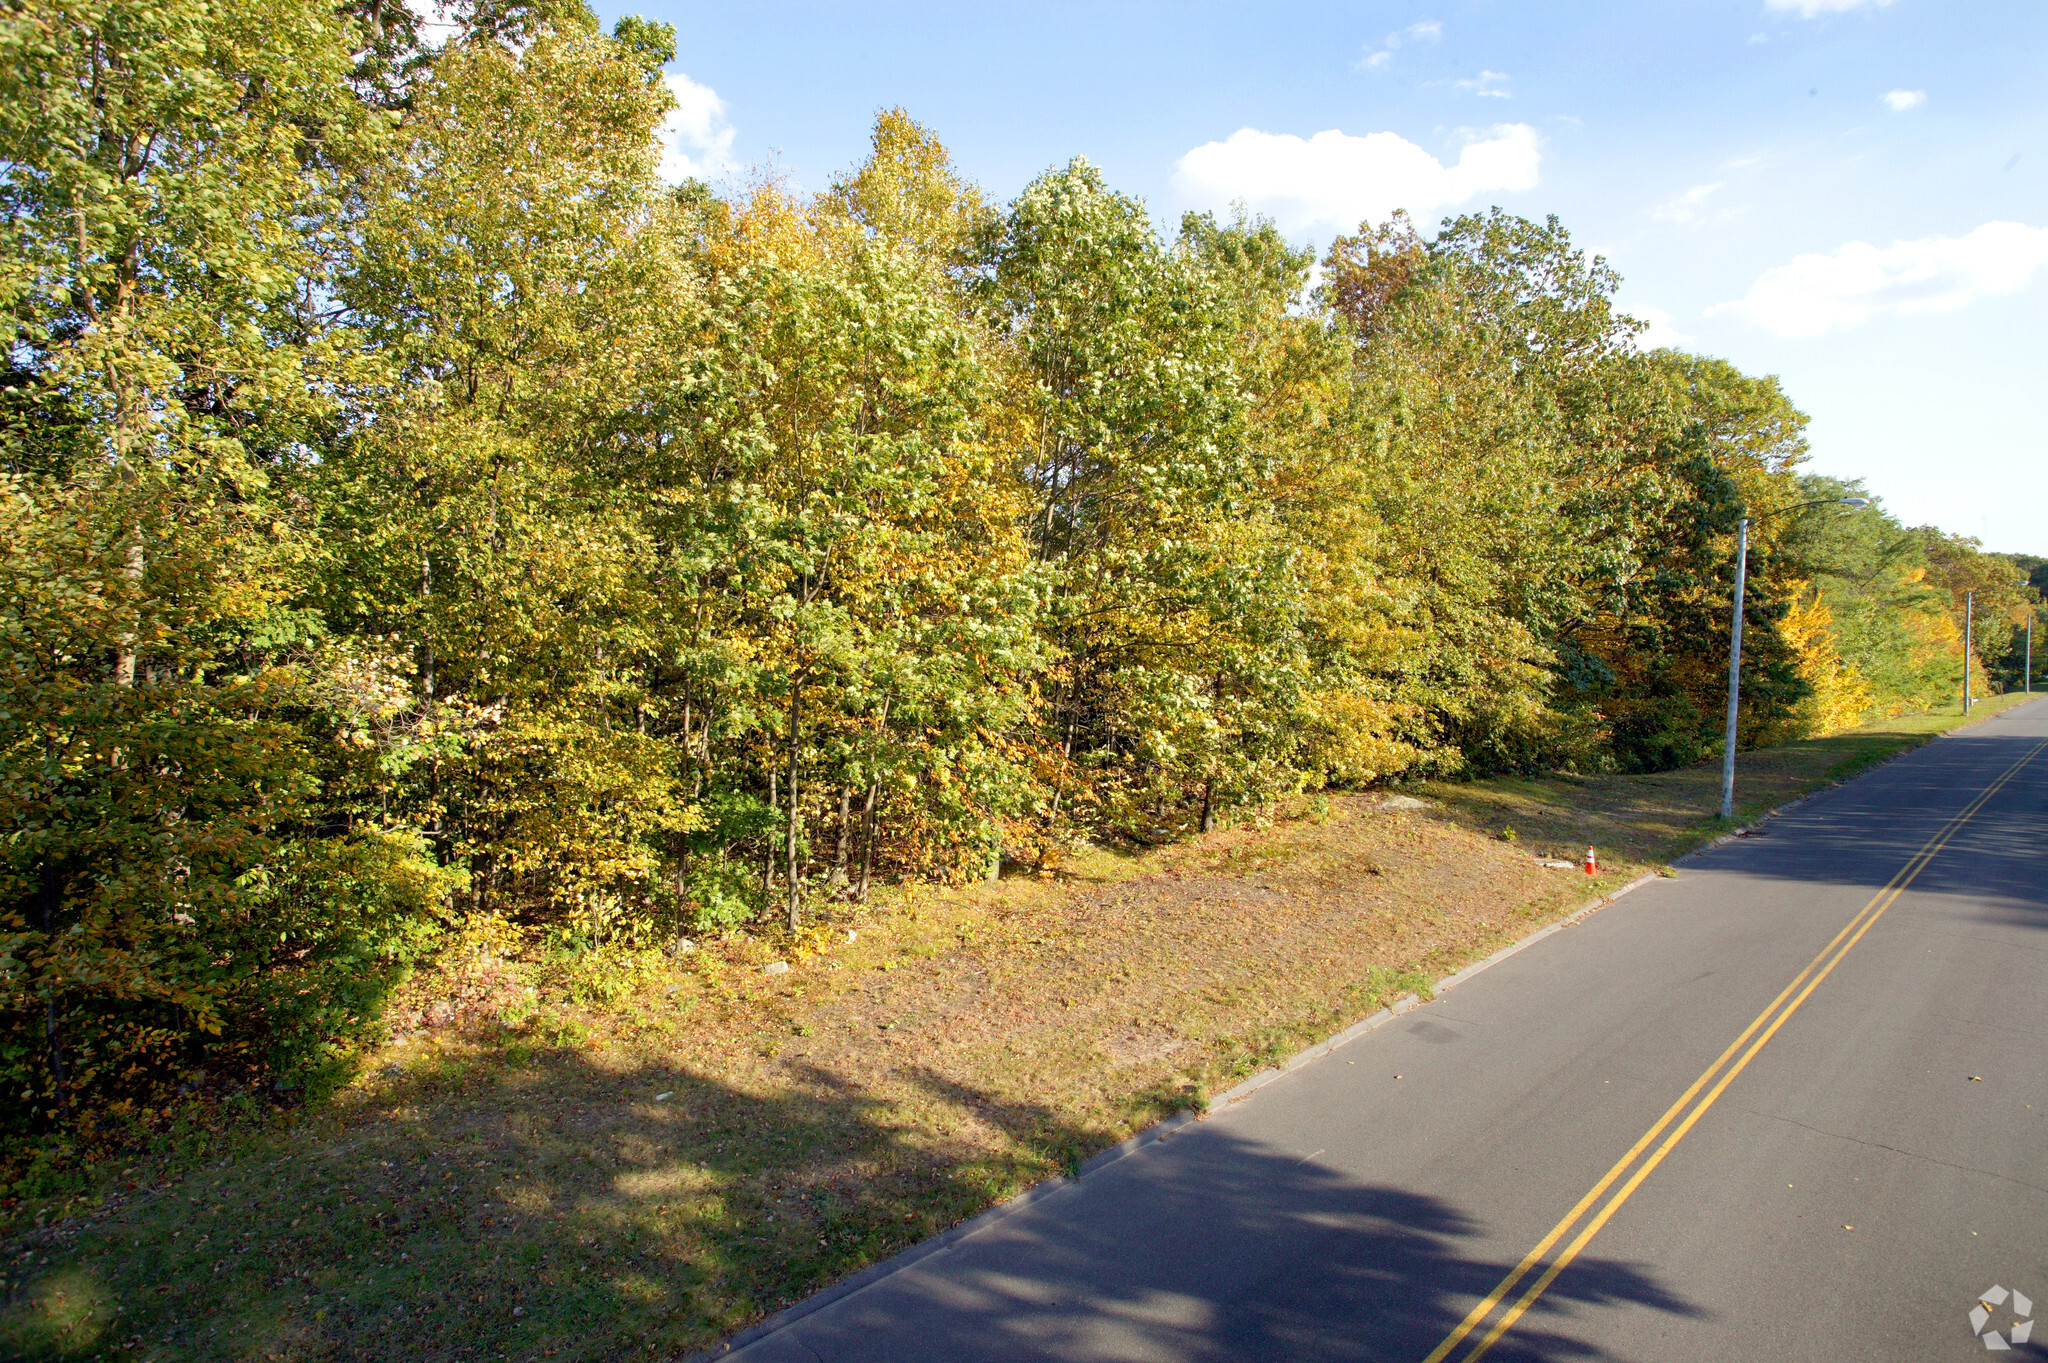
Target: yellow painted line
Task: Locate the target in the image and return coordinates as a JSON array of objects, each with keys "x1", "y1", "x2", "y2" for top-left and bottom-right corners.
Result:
[
  {"x1": 1422, "y1": 738, "x2": 2048, "y2": 1363},
  {"x1": 1419, "y1": 747, "x2": 2023, "y2": 1363}
]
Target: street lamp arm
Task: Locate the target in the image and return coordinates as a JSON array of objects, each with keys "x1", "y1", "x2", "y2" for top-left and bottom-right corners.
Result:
[{"x1": 1741, "y1": 495, "x2": 1872, "y2": 525}]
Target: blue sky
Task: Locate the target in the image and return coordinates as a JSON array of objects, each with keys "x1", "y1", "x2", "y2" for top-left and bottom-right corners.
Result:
[{"x1": 612, "y1": 0, "x2": 2048, "y2": 554}]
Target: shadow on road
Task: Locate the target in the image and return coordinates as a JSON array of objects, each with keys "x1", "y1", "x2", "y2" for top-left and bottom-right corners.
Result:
[
  {"x1": 2, "y1": 1039, "x2": 1699, "y2": 1363},
  {"x1": 752, "y1": 1120, "x2": 1703, "y2": 1363},
  {"x1": 1694, "y1": 728, "x2": 2048, "y2": 905}
]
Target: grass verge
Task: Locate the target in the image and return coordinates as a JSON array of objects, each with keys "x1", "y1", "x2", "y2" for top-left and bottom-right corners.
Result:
[{"x1": 3, "y1": 694, "x2": 2036, "y2": 1361}]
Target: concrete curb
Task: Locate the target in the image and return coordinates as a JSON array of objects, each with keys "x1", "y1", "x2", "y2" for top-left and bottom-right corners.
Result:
[
  {"x1": 689, "y1": 869, "x2": 1661, "y2": 1361},
  {"x1": 1671, "y1": 696, "x2": 2048, "y2": 865},
  {"x1": 1207, "y1": 869, "x2": 1660, "y2": 1111},
  {"x1": 1670, "y1": 729, "x2": 1947, "y2": 866},
  {"x1": 1675, "y1": 807, "x2": 1801, "y2": 865},
  {"x1": 690, "y1": 714, "x2": 2047, "y2": 1358},
  {"x1": 687, "y1": 1111, "x2": 1202, "y2": 1360}
]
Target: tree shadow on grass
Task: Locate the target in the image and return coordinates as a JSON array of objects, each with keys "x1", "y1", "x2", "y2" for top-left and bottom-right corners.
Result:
[
  {"x1": 0, "y1": 1035, "x2": 1704, "y2": 1363},
  {"x1": 712, "y1": 1110, "x2": 1701, "y2": 1363},
  {"x1": 0, "y1": 1042, "x2": 1167, "y2": 1362}
]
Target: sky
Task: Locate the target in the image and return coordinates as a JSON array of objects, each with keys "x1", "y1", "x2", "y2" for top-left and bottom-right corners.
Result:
[{"x1": 606, "y1": 0, "x2": 2048, "y2": 555}]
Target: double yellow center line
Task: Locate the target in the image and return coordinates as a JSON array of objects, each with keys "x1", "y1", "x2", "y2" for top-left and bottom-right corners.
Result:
[{"x1": 1422, "y1": 737, "x2": 2048, "y2": 1363}]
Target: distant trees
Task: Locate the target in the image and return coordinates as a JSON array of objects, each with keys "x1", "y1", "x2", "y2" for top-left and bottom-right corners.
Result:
[{"x1": 3, "y1": 0, "x2": 2037, "y2": 1145}]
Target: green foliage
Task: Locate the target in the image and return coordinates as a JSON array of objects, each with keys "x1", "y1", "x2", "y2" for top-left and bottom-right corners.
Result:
[
  {"x1": 0, "y1": 0, "x2": 439, "y2": 1152},
  {"x1": 2, "y1": 13, "x2": 2029, "y2": 1164},
  {"x1": 247, "y1": 829, "x2": 466, "y2": 1086},
  {"x1": 609, "y1": 14, "x2": 676, "y2": 73},
  {"x1": 1779, "y1": 475, "x2": 2014, "y2": 713}
]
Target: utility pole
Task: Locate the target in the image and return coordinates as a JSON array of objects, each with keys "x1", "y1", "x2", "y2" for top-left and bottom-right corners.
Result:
[
  {"x1": 1720, "y1": 516, "x2": 1750, "y2": 821},
  {"x1": 2020, "y1": 575, "x2": 2035, "y2": 697},
  {"x1": 1963, "y1": 589, "x2": 1974, "y2": 715},
  {"x1": 1719, "y1": 496, "x2": 1867, "y2": 822}
]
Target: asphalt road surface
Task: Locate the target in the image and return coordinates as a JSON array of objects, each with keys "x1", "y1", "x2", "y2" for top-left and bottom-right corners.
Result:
[{"x1": 717, "y1": 698, "x2": 2048, "y2": 1362}]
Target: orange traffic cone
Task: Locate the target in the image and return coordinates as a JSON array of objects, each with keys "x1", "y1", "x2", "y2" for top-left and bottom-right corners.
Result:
[{"x1": 1583, "y1": 846, "x2": 1598, "y2": 876}]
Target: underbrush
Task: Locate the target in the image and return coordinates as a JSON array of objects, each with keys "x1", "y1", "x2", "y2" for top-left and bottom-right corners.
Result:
[{"x1": 4, "y1": 698, "x2": 2034, "y2": 1360}]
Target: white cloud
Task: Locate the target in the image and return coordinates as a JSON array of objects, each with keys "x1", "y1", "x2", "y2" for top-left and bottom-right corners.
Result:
[
  {"x1": 1454, "y1": 70, "x2": 1512, "y2": 99},
  {"x1": 1355, "y1": 19, "x2": 1442, "y2": 72},
  {"x1": 1882, "y1": 88, "x2": 1926, "y2": 112},
  {"x1": 1650, "y1": 181, "x2": 1726, "y2": 225},
  {"x1": 1711, "y1": 221, "x2": 2048, "y2": 337},
  {"x1": 1171, "y1": 124, "x2": 1541, "y2": 234},
  {"x1": 657, "y1": 73, "x2": 737, "y2": 184},
  {"x1": 1765, "y1": 0, "x2": 1895, "y2": 15},
  {"x1": 1628, "y1": 306, "x2": 1694, "y2": 350}
]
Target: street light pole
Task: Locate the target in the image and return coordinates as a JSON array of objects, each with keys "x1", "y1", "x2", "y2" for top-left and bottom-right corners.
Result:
[
  {"x1": 1963, "y1": 590, "x2": 1974, "y2": 715},
  {"x1": 1720, "y1": 495, "x2": 1869, "y2": 821},
  {"x1": 1720, "y1": 516, "x2": 1749, "y2": 820},
  {"x1": 2020, "y1": 575, "x2": 2034, "y2": 697}
]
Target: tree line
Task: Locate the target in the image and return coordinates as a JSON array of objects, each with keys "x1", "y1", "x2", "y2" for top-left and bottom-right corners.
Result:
[{"x1": 2, "y1": 0, "x2": 2038, "y2": 1150}]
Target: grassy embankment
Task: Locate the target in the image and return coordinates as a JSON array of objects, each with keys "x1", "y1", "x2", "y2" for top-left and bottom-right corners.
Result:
[{"x1": 3, "y1": 693, "x2": 2036, "y2": 1362}]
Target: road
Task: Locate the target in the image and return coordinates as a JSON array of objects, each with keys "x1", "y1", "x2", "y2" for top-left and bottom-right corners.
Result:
[{"x1": 715, "y1": 698, "x2": 2048, "y2": 1362}]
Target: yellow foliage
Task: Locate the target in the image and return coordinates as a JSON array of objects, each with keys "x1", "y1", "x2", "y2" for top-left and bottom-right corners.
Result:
[
  {"x1": 1777, "y1": 582, "x2": 1875, "y2": 738},
  {"x1": 1298, "y1": 691, "x2": 1427, "y2": 786},
  {"x1": 1891, "y1": 591, "x2": 1968, "y2": 717}
]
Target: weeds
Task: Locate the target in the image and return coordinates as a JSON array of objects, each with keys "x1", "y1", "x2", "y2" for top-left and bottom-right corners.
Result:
[{"x1": 3, "y1": 700, "x2": 2025, "y2": 1360}]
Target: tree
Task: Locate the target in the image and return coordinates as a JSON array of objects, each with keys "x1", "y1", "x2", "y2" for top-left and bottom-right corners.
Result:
[{"x1": 0, "y1": 0, "x2": 445, "y2": 1128}]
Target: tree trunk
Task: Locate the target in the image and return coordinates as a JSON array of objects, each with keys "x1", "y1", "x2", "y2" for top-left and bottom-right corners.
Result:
[
  {"x1": 1200, "y1": 674, "x2": 1222, "y2": 834},
  {"x1": 105, "y1": 256, "x2": 145, "y2": 690},
  {"x1": 855, "y1": 696, "x2": 890, "y2": 902},
  {"x1": 1048, "y1": 675, "x2": 1077, "y2": 820},
  {"x1": 112, "y1": 528, "x2": 143, "y2": 686},
  {"x1": 419, "y1": 553, "x2": 441, "y2": 857},
  {"x1": 762, "y1": 769, "x2": 777, "y2": 899},
  {"x1": 41, "y1": 862, "x2": 67, "y2": 1111},
  {"x1": 785, "y1": 683, "x2": 803, "y2": 932},
  {"x1": 856, "y1": 782, "x2": 879, "y2": 902},
  {"x1": 676, "y1": 682, "x2": 693, "y2": 901},
  {"x1": 832, "y1": 785, "x2": 852, "y2": 887},
  {"x1": 693, "y1": 699, "x2": 709, "y2": 797},
  {"x1": 673, "y1": 681, "x2": 694, "y2": 946}
]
